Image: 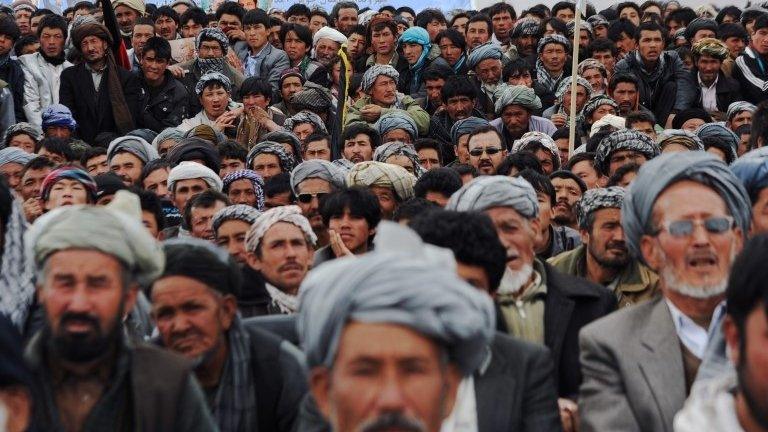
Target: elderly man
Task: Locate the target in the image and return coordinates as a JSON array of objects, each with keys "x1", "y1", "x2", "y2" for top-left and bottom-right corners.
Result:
[
  {"x1": 0, "y1": 147, "x2": 35, "y2": 193},
  {"x1": 511, "y1": 17, "x2": 541, "y2": 58},
  {"x1": 347, "y1": 161, "x2": 416, "y2": 220},
  {"x1": 450, "y1": 116, "x2": 490, "y2": 165},
  {"x1": 491, "y1": 85, "x2": 556, "y2": 143},
  {"x1": 445, "y1": 175, "x2": 616, "y2": 412},
  {"x1": 113, "y1": 0, "x2": 145, "y2": 46},
  {"x1": 299, "y1": 222, "x2": 496, "y2": 432},
  {"x1": 594, "y1": 129, "x2": 660, "y2": 178},
  {"x1": 107, "y1": 136, "x2": 160, "y2": 186},
  {"x1": 691, "y1": 38, "x2": 742, "y2": 119},
  {"x1": 346, "y1": 65, "x2": 430, "y2": 137},
  {"x1": 290, "y1": 159, "x2": 346, "y2": 248},
  {"x1": 312, "y1": 26, "x2": 347, "y2": 67},
  {"x1": 244, "y1": 205, "x2": 316, "y2": 314},
  {"x1": 466, "y1": 42, "x2": 505, "y2": 119},
  {"x1": 152, "y1": 238, "x2": 307, "y2": 432},
  {"x1": 549, "y1": 187, "x2": 659, "y2": 308},
  {"x1": 167, "y1": 161, "x2": 223, "y2": 212},
  {"x1": 24, "y1": 192, "x2": 216, "y2": 430},
  {"x1": 222, "y1": 169, "x2": 264, "y2": 209},
  {"x1": 578, "y1": 152, "x2": 750, "y2": 432},
  {"x1": 60, "y1": 17, "x2": 142, "y2": 144}
]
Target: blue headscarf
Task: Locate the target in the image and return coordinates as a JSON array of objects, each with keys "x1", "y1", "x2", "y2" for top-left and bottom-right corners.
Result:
[{"x1": 398, "y1": 27, "x2": 432, "y2": 95}]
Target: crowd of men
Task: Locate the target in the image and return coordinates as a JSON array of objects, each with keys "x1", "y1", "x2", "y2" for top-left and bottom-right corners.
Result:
[{"x1": 1, "y1": 0, "x2": 768, "y2": 430}]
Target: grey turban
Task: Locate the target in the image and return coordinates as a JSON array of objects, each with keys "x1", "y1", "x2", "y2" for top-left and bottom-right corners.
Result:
[
  {"x1": 732, "y1": 157, "x2": 768, "y2": 202},
  {"x1": 445, "y1": 175, "x2": 539, "y2": 219},
  {"x1": 3, "y1": 122, "x2": 42, "y2": 147},
  {"x1": 289, "y1": 160, "x2": 346, "y2": 195},
  {"x1": 195, "y1": 71, "x2": 232, "y2": 96},
  {"x1": 107, "y1": 136, "x2": 160, "y2": 165},
  {"x1": 567, "y1": 20, "x2": 593, "y2": 38},
  {"x1": 332, "y1": 158, "x2": 355, "y2": 171},
  {"x1": 361, "y1": 64, "x2": 400, "y2": 93},
  {"x1": 283, "y1": 111, "x2": 328, "y2": 135},
  {"x1": 576, "y1": 186, "x2": 626, "y2": 229},
  {"x1": 511, "y1": 132, "x2": 561, "y2": 170},
  {"x1": 581, "y1": 95, "x2": 618, "y2": 122},
  {"x1": 373, "y1": 141, "x2": 426, "y2": 178},
  {"x1": 511, "y1": 17, "x2": 540, "y2": 38},
  {"x1": 297, "y1": 221, "x2": 496, "y2": 375},
  {"x1": 467, "y1": 41, "x2": 503, "y2": 70},
  {"x1": 0, "y1": 147, "x2": 34, "y2": 167},
  {"x1": 262, "y1": 130, "x2": 303, "y2": 161},
  {"x1": 167, "y1": 161, "x2": 223, "y2": 192},
  {"x1": 727, "y1": 101, "x2": 756, "y2": 122},
  {"x1": 346, "y1": 161, "x2": 416, "y2": 201},
  {"x1": 26, "y1": 191, "x2": 164, "y2": 286},
  {"x1": 495, "y1": 85, "x2": 542, "y2": 115},
  {"x1": 212, "y1": 204, "x2": 261, "y2": 233},
  {"x1": 246, "y1": 141, "x2": 296, "y2": 173},
  {"x1": 657, "y1": 129, "x2": 705, "y2": 151},
  {"x1": 537, "y1": 34, "x2": 571, "y2": 54},
  {"x1": 374, "y1": 110, "x2": 419, "y2": 140},
  {"x1": 622, "y1": 152, "x2": 750, "y2": 265},
  {"x1": 555, "y1": 76, "x2": 593, "y2": 100},
  {"x1": 451, "y1": 117, "x2": 490, "y2": 145},
  {"x1": 595, "y1": 130, "x2": 660, "y2": 175},
  {"x1": 587, "y1": 14, "x2": 609, "y2": 28},
  {"x1": 196, "y1": 27, "x2": 229, "y2": 53},
  {"x1": 151, "y1": 128, "x2": 184, "y2": 152},
  {"x1": 696, "y1": 123, "x2": 739, "y2": 163}
]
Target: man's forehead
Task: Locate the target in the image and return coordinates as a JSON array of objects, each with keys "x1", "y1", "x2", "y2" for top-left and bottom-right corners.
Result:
[{"x1": 263, "y1": 221, "x2": 306, "y2": 240}]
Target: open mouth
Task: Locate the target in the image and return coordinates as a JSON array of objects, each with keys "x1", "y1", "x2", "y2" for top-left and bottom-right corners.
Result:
[{"x1": 688, "y1": 256, "x2": 717, "y2": 268}]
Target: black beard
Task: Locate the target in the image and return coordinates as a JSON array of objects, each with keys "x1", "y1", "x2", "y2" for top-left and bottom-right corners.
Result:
[
  {"x1": 39, "y1": 48, "x2": 66, "y2": 66},
  {"x1": 589, "y1": 241, "x2": 630, "y2": 270},
  {"x1": 45, "y1": 304, "x2": 124, "y2": 363}
]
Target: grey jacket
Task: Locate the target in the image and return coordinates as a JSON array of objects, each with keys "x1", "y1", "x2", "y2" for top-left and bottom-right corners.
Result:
[{"x1": 234, "y1": 41, "x2": 290, "y2": 99}]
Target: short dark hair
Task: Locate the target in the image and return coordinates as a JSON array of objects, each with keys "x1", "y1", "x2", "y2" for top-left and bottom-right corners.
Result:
[
  {"x1": 36, "y1": 137, "x2": 77, "y2": 162},
  {"x1": 263, "y1": 172, "x2": 293, "y2": 199},
  {"x1": 396, "y1": 6, "x2": 415, "y2": 16},
  {"x1": 180, "y1": 7, "x2": 209, "y2": 27},
  {"x1": 715, "y1": 6, "x2": 742, "y2": 24},
  {"x1": 587, "y1": 38, "x2": 618, "y2": 57},
  {"x1": 79, "y1": 146, "x2": 106, "y2": 167},
  {"x1": 414, "y1": 167, "x2": 462, "y2": 199},
  {"x1": 423, "y1": 63, "x2": 453, "y2": 83},
  {"x1": 489, "y1": 3, "x2": 516, "y2": 20},
  {"x1": 634, "y1": 20, "x2": 667, "y2": 42},
  {"x1": 467, "y1": 13, "x2": 492, "y2": 34},
  {"x1": 741, "y1": 8, "x2": 767, "y2": 28},
  {"x1": 410, "y1": 209, "x2": 506, "y2": 292},
  {"x1": 218, "y1": 140, "x2": 246, "y2": 162},
  {"x1": 183, "y1": 189, "x2": 230, "y2": 229},
  {"x1": 608, "y1": 18, "x2": 637, "y2": 42},
  {"x1": 666, "y1": 7, "x2": 697, "y2": 27},
  {"x1": 415, "y1": 9, "x2": 447, "y2": 28},
  {"x1": 243, "y1": 8, "x2": 269, "y2": 28},
  {"x1": 497, "y1": 151, "x2": 543, "y2": 176},
  {"x1": 215, "y1": 2, "x2": 245, "y2": 22},
  {"x1": 607, "y1": 162, "x2": 640, "y2": 187},
  {"x1": 467, "y1": 125, "x2": 505, "y2": 150},
  {"x1": 21, "y1": 156, "x2": 55, "y2": 178},
  {"x1": 450, "y1": 163, "x2": 478, "y2": 179},
  {"x1": 279, "y1": 22, "x2": 312, "y2": 47},
  {"x1": 552, "y1": 1, "x2": 576, "y2": 16},
  {"x1": 303, "y1": 132, "x2": 331, "y2": 154},
  {"x1": 14, "y1": 35, "x2": 37, "y2": 55},
  {"x1": 311, "y1": 9, "x2": 330, "y2": 22},
  {"x1": 37, "y1": 13, "x2": 68, "y2": 39},
  {"x1": 320, "y1": 187, "x2": 381, "y2": 235},
  {"x1": 138, "y1": 188, "x2": 166, "y2": 231},
  {"x1": 519, "y1": 168, "x2": 555, "y2": 206},
  {"x1": 435, "y1": 28, "x2": 466, "y2": 51},
  {"x1": 285, "y1": 3, "x2": 311, "y2": 20},
  {"x1": 393, "y1": 197, "x2": 438, "y2": 222},
  {"x1": 617, "y1": 2, "x2": 641, "y2": 17},
  {"x1": 142, "y1": 36, "x2": 172, "y2": 61},
  {"x1": 565, "y1": 152, "x2": 596, "y2": 171},
  {"x1": 754, "y1": 13, "x2": 768, "y2": 32},
  {"x1": 726, "y1": 234, "x2": 768, "y2": 345},
  {"x1": 140, "y1": 159, "x2": 170, "y2": 185},
  {"x1": 625, "y1": 110, "x2": 657, "y2": 127},
  {"x1": 153, "y1": 6, "x2": 180, "y2": 25},
  {"x1": 543, "y1": 17, "x2": 568, "y2": 35},
  {"x1": 0, "y1": 16, "x2": 20, "y2": 41},
  {"x1": 503, "y1": 58, "x2": 535, "y2": 82},
  {"x1": 449, "y1": 12, "x2": 470, "y2": 28},
  {"x1": 342, "y1": 122, "x2": 381, "y2": 149},
  {"x1": 609, "y1": 73, "x2": 639, "y2": 93},
  {"x1": 718, "y1": 22, "x2": 749, "y2": 42},
  {"x1": 441, "y1": 75, "x2": 477, "y2": 104},
  {"x1": 239, "y1": 76, "x2": 272, "y2": 99},
  {"x1": 331, "y1": 1, "x2": 358, "y2": 21}
]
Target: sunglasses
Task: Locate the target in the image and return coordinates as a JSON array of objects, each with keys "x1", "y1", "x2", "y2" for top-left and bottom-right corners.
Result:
[
  {"x1": 658, "y1": 216, "x2": 734, "y2": 238},
  {"x1": 296, "y1": 192, "x2": 328, "y2": 203},
  {"x1": 469, "y1": 147, "x2": 503, "y2": 157}
]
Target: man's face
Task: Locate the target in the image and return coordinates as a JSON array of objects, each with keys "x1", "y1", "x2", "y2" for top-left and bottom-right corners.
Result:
[
  {"x1": 189, "y1": 201, "x2": 227, "y2": 240},
  {"x1": 283, "y1": 30, "x2": 309, "y2": 62},
  {"x1": 507, "y1": 69, "x2": 533, "y2": 87},
  {"x1": 561, "y1": 85, "x2": 589, "y2": 115},
  {"x1": 37, "y1": 148, "x2": 65, "y2": 164},
  {"x1": 242, "y1": 93, "x2": 269, "y2": 114},
  {"x1": 466, "y1": 21, "x2": 490, "y2": 49},
  {"x1": 555, "y1": 8, "x2": 575, "y2": 22},
  {"x1": 216, "y1": 219, "x2": 252, "y2": 264},
  {"x1": 152, "y1": 276, "x2": 235, "y2": 363},
  {"x1": 335, "y1": 8, "x2": 358, "y2": 35},
  {"x1": 0, "y1": 162, "x2": 23, "y2": 192},
  {"x1": 247, "y1": 222, "x2": 314, "y2": 292},
  {"x1": 85, "y1": 154, "x2": 109, "y2": 177},
  {"x1": 611, "y1": 82, "x2": 638, "y2": 115},
  {"x1": 270, "y1": 25, "x2": 283, "y2": 49},
  {"x1": 198, "y1": 40, "x2": 224, "y2": 59},
  {"x1": 425, "y1": 19, "x2": 447, "y2": 41},
  {"x1": 468, "y1": 131, "x2": 506, "y2": 175},
  {"x1": 370, "y1": 26, "x2": 396, "y2": 56},
  {"x1": 476, "y1": 58, "x2": 502, "y2": 85},
  {"x1": 305, "y1": 139, "x2": 332, "y2": 161},
  {"x1": 491, "y1": 11, "x2": 514, "y2": 41},
  {"x1": 39, "y1": 27, "x2": 65, "y2": 58},
  {"x1": 343, "y1": 134, "x2": 373, "y2": 163},
  {"x1": 638, "y1": 30, "x2": 664, "y2": 63},
  {"x1": 200, "y1": 85, "x2": 230, "y2": 118},
  {"x1": 631, "y1": 121, "x2": 656, "y2": 140},
  {"x1": 451, "y1": 16, "x2": 468, "y2": 34},
  {"x1": 280, "y1": 76, "x2": 303, "y2": 102},
  {"x1": 584, "y1": 208, "x2": 629, "y2": 269},
  {"x1": 309, "y1": 14, "x2": 328, "y2": 33},
  {"x1": 315, "y1": 39, "x2": 340, "y2": 66},
  {"x1": 155, "y1": 15, "x2": 178, "y2": 40},
  {"x1": 724, "y1": 36, "x2": 745, "y2": 59},
  {"x1": 730, "y1": 111, "x2": 753, "y2": 131},
  {"x1": 554, "y1": 138, "x2": 569, "y2": 166},
  {"x1": 692, "y1": 29, "x2": 716, "y2": 43},
  {"x1": 539, "y1": 43, "x2": 566, "y2": 73},
  {"x1": 501, "y1": 104, "x2": 531, "y2": 137},
  {"x1": 667, "y1": 19, "x2": 681, "y2": 35},
  {"x1": 370, "y1": 75, "x2": 397, "y2": 106},
  {"x1": 619, "y1": 7, "x2": 640, "y2": 26},
  {"x1": 513, "y1": 35, "x2": 537, "y2": 57},
  {"x1": 238, "y1": 0, "x2": 255, "y2": 10},
  {"x1": 39, "y1": 249, "x2": 136, "y2": 362},
  {"x1": 310, "y1": 322, "x2": 459, "y2": 432},
  {"x1": 591, "y1": 50, "x2": 615, "y2": 74},
  {"x1": 21, "y1": 166, "x2": 51, "y2": 200},
  {"x1": 418, "y1": 148, "x2": 441, "y2": 171},
  {"x1": 251, "y1": 153, "x2": 282, "y2": 181},
  {"x1": 217, "y1": 13, "x2": 241, "y2": 38},
  {"x1": 608, "y1": 149, "x2": 647, "y2": 176},
  {"x1": 401, "y1": 42, "x2": 423, "y2": 66},
  {"x1": 110, "y1": 152, "x2": 144, "y2": 186},
  {"x1": 143, "y1": 168, "x2": 169, "y2": 199},
  {"x1": 454, "y1": 134, "x2": 471, "y2": 164},
  {"x1": 45, "y1": 179, "x2": 89, "y2": 210},
  {"x1": 696, "y1": 55, "x2": 721, "y2": 84},
  {"x1": 223, "y1": 179, "x2": 254, "y2": 207},
  {"x1": 132, "y1": 24, "x2": 155, "y2": 55},
  {"x1": 287, "y1": 14, "x2": 309, "y2": 26},
  {"x1": 642, "y1": 180, "x2": 741, "y2": 298},
  {"x1": 552, "y1": 177, "x2": 581, "y2": 226},
  {"x1": 571, "y1": 159, "x2": 601, "y2": 189},
  {"x1": 296, "y1": 178, "x2": 332, "y2": 232},
  {"x1": 244, "y1": 23, "x2": 268, "y2": 51},
  {"x1": 582, "y1": 68, "x2": 604, "y2": 94},
  {"x1": 615, "y1": 33, "x2": 636, "y2": 58},
  {"x1": 328, "y1": 208, "x2": 372, "y2": 253},
  {"x1": 80, "y1": 35, "x2": 108, "y2": 64},
  {"x1": 14, "y1": 10, "x2": 31, "y2": 35},
  {"x1": 424, "y1": 79, "x2": 445, "y2": 107},
  {"x1": 384, "y1": 154, "x2": 415, "y2": 173},
  {"x1": 347, "y1": 32, "x2": 365, "y2": 59},
  {"x1": 171, "y1": 178, "x2": 208, "y2": 210},
  {"x1": 442, "y1": 95, "x2": 474, "y2": 122},
  {"x1": 115, "y1": 5, "x2": 139, "y2": 33},
  {"x1": 181, "y1": 19, "x2": 203, "y2": 38},
  {"x1": 369, "y1": 186, "x2": 397, "y2": 220},
  {"x1": 141, "y1": 49, "x2": 169, "y2": 83},
  {"x1": 534, "y1": 191, "x2": 553, "y2": 246},
  {"x1": 485, "y1": 206, "x2": 539, "y2": 272}
]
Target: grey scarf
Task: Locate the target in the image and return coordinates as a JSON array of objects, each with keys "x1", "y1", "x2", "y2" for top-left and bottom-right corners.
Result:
[
  {"x1": 212, "y1": 315, "x2": 257, "y2": 432},
  {"x1": 0, "y1": 197, "x2": 35, "y2": 329},
  {"x1": 198, "y1": 57, "x2": 227, "y2": 75},
  {"x1": 633, "y1": 50, "x2": 666, "y2": 84}
]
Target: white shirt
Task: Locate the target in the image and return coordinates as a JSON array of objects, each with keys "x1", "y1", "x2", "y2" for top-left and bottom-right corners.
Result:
[
  {"x1": 698, "y1": 73, "x2": 719, "y2": 112},
  {"x1": 665, "y1": 299, "x2": 726, "y2": 359}
]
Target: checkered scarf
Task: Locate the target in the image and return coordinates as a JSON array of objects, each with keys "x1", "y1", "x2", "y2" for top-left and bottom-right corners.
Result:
[
  {"x1": 211, "y1": 315, "x2": 257, "y2": 432},
  {"x1": 576, "y1": 186, "x2": 626, "y2": 229},
  {"x1": 0, "y1": 196, "x2": 34, "y2": 329}
]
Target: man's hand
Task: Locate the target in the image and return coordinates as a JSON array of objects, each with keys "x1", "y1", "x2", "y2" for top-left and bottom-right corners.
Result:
[
  {"x1": 226, "y1": 50, "x2": 244, "y2": 74},
  {"x1": 360, "y1": 104, "x2": 383, "y2": 122},
  {"x1": 329, "y1": 229, "x2": 354, "y2": 258},
  {"x1": 226, "y1": 29, "x2": 245, "y2": 42},
  {"x1": 23, "y1": 197, "x2": 43, "y2": 222},
  {"x1": 168, "y1": 65, "x2": 186, "y2": 78},
  {"x1": 558, "y1": 398, "x2": 579, "y2": 432},
  {"x1": 551, "y1": 113, "x2": 567, "y2": 128},
  {"x1": 213, "y1": 111, "x2": 238, "y2": 131}
]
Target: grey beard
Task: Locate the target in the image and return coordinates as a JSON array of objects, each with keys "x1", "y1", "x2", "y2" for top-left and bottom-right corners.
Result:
[
  {"x1": 498, "y1": 264, "x2": 534, "y2": 295},
  {"x1": 659, "y1": 247, "x2": 735, "y2": 299}
]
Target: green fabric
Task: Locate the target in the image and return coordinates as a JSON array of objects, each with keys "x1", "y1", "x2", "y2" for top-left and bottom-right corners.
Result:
[
  {"x1": 345, "y1": 94, "x2": 430, "y2": 136},
  {"x1": 497, "y1": 259, "x2": 548, "y2": 344}
]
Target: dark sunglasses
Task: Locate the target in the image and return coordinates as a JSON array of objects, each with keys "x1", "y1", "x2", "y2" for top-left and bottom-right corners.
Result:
[
  {"x1": 469, "y1": 147, "x2": 503, "y2": 157},
  {"x1": 658, "y1": 216, "x2": 734, "y2": 238},
  {"x1": 297, "y1": 192, "x2": 328, "y2": 203}
]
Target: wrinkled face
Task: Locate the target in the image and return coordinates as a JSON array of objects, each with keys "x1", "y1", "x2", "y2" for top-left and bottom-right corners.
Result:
[
  {"x1": 297, "y1": 178, "x2": 332, "y2": 232},
  {"x1": 571, "y1": 159, "x2": 601, "y2": 189},
  {"x1": 305, "y1": 139, "x2": 332, "y2": 161},
  {"x1": 115, "y1": 5, "x2": 139, "y2": 33},
  {"x1": 584, "y1": 207, "x2": 629, "y2": 269},
  {"x1": 466, "y1": 21, "x2": 491, "y2": 49},
  {"x1": 476, "y1": 58, "x2": 502, "y2": 85},
  {"x1": 190, "y1": 200, "x2": 227, "y2": 240},
  {"x1": 80, "y1": 35, "x2": 108, "y2": 64},
  {"x1": 581, "y1": 68, "x2": 604, "y2": 94},
  {"x1": 485, "y1": 206, "x2": 538, "y2": 271},
  {"x1": 171, "y1": 178, "x2": 208, "y2": 211},
  {"x1": 369, "y1": 185, "x2": 398, "y2": 220},
  {"x1": 311, "y1": 322, "x2": 459, "y2": 432},
  {"x1": 418, "y1": 148, "x2": 441, "y2": 171},
  {"x1": 611, "y1": 82, "x2": 638, "y2": 114},
  {"x1": 370, "y1": 75, "x2": 398, "y2": 106},
  {"x1": 152, "y1": 276, "x2": 235, "y2": 363},
  {"x1": 155, "y1": 15, "x2": 178, "y2": 40},
  {"x1": 445, "y1": 95, "x2": 474, "y2": 121},
  {"x1": 642, "y1": 181, "x2": 742, "y2": 298},
  {"x1": 283, "y1": 30, "x2": 308, "y2": 63},
  {"x1": 244, "y1": 23, "x2": 268, "y2": 50},
  {"x1": 619, "y1": 6, "x2": 640, "y2": 26},
  {"x1": 309, "y1": 14, "x2": 328, "y2": 33},
  {"x1": 729, "y1": 111, "x2": 752, "y2": 131},
  {"x1": 181, "y1": 19, "x2": 204, "y2": 38},
  {"x1": 491, "y1": 11, "x2": 514, "y2": 40},
  {"x1": 336, "y1": 8, "x2": 358, "y2": 34},
  {"x1": 110, "y1": 151, "x2": 144, "y2": 186},
  {"x1": 501, "y1": 104, "x2": 532, "y2": 137},
  {"x1": 344, "y1": 134, "x2": 374, "y2": 163},
  {"x1": 198, "y1": 40, "x2": 224, "y2": 59},
  {"x1": 281, "y1": 76, "x2": 303, "y2": 102},
  {"x1": 638, "y1": 30, "x2": 664, "y2": 63},
  {"x1": 608, "y1": 149, "x2": 647, "y2": 177},
  {"x1": 21, "y1": 167, "x2": 51, "y2": 200},
  {"x1": 45, "y1": 179, "x2": 89, "y2": 210},
  {"x1": 131, "y1": 24, "x2": 155, "y2": 55},
  {"x1": 247, "y1": 222, "x2": 314, "y2": 293},
  {"x1": 141, "y1": 49, "x2": 169, "y2": 83},
  {"x1": 696, "y1": 55, "x2": 721, "y2": 84},
  {"x1": 591, "y1": 50, "x2": 615, "y2": 73},
  {"x1": 216, "y1": 219, "x2": 252, "y2": 264},
  {"x1": 0, "y1": 162, "x2": 23, "y2": 192},
  {"x1": 551, "y1": 177, "x2": 581, "y2": 225},
  {"x1": 329, "y1": 208, "x2": 373, "y2": 253},
  {"x1": 540, "y1": 43, "x2": 566, "y2": 73},
  {"x1": 468, "y1": 131, "x2": 506, "y2": 175},
  {"x1": 143, "y1": 167, "x2": 170, "y2": 199},
  {"x1": 39, "y1": 250, "x2": 136, "y2": 363},
  {"x1": 315, "y1": 38, "x2": 341, "y2": 66},
  {"x1": 225, "y1": 178, "x2": 255, "y2": 207}
]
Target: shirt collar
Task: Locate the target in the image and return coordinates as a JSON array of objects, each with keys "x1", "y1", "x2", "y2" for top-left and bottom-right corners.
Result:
[
  {"x1": 665, "y1": 298, "x2": 726, "y2": 358},
  {"x1": 698, "y1": 72, "x2": 719, "y2": 89}
]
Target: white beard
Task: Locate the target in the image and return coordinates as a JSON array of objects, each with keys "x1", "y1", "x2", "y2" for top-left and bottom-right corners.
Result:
[
  {"x1": 497, "y1": 264, "x2": 534, "y2": 295},
  {"x1": 659, "y1": 247, "x2": 735, "y2": 300}
]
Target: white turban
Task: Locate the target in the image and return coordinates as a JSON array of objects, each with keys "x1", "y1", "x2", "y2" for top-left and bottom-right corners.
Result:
[
  {"x1": 290, "y1": 160, "x2": 346, "y2": 195},
  {"x1": 167, "y1": 161, "x2": 223, "y2": 193},
  {"x1": 0, "y1": 147, "x2": 34, "y2": 167},
  {"x1": 445, "y1": 175, "x2": 539, "y2": 219},
  {"x1": 313, "y1": 26, "x2": 347, "y2": 47},
  {"x1": 245, "y1": 205, "x2": 317, "y2": 252},
  {"x1": 107, "y1": 136, "x2": 160, "y2": 165}
]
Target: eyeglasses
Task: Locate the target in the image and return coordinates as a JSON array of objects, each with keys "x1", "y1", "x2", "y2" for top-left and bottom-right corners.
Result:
[
  {"x1": 657, "y1": 216, "x2": 734, "y2": 238},
  {"x1": 297, "y1": 192, "x2": 328, "y2": 203},
  {"x1": 469, "y1": 147, "x2": 503, "y2": 157}
]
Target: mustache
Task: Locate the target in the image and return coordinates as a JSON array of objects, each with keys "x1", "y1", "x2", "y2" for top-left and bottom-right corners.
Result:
[
  {"x1": 359, "y1": 412, "x2": 426, "y2": 432},
  {"x1": 606, "y1": 240, "x2": 627, "y2": 251},
  {"x1": 168, "y1": 328, "x2": 203, "y2": 346},
  {"x1": 60, "y1": 312, "x2": 100, "y2": 332}
]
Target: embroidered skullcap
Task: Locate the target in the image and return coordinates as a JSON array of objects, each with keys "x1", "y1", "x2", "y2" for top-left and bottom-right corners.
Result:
[
  {"x1": 576, "y1": 186, "x2": 626, "y2": 229},
  {"x1": 466, "y1": 41, "x2": 503, "y2": 70},
  {"x1": 245, "y1": 205, "x2": 317, "y2": 252},
  {"x1": 595, "y1": 129, "x2": 660, "y2": 175},
  {"x1": 445, "y1": 175, "x2": 539, "y2": 219},
  {"x1": 167, "y1": 161, "x2": 223, "y2": 192},
  {"x1": 195, "y1": 71, "x2": 231, "y2": 96},
  {"x1": 494, "y1": 85, "x2": 542, "y2": 115},
  {"x1": 346, "y1": 161, "x2": 416, "y2": 201},
  {"x1": 361, "y1": 64, "x2": 400, "y2": 93},
  {"x1": 373, "y1": 141, "x2": 426, "y2": 178},
  {"x1": 222, "y1": 169, "x2": 265, "y2": 211},
  {"x1": 511, "y1": 132, "x2": 561, "y2": 170},
  {"x1": 212, "y1": 204, "x2": 262, "y2": 233}
]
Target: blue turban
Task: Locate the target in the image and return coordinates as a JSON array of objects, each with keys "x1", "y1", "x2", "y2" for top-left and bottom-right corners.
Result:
[
  {"x1": 290, "y1": 160, "x2": 346, "y2": 195},
  {"x1": 374, "y1": 110, "x2": 419, "y2": 140},
  {"x1": 41, "y1": 104, "x2": 77, "y2": 131},
  {"x1": 0, "y1": 147, "x2": 34, "y2": 167},
  {"x1": 731, "y1": 157, "x2": 768, "y2": 204}
]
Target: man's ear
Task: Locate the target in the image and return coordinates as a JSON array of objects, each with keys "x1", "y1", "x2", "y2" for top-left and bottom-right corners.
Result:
[
  {"x1": 579, "y1": 228, "x2": 590, "y2": 245},
  {"x1": 640, "y1": 234, "x2": 662, "y2": 272},
  {"x1": 219, "y1": 294, "x2": 238, "y2": 331},
  {"x1": 246, "y1": 251, "x2": 262, "y2": 271},
  {"x1": 122, "y1": 283, "x2": 140, "y2": 319},
  {"x1": 309, "y1": 367, "x2": 334, "y2": 423}
]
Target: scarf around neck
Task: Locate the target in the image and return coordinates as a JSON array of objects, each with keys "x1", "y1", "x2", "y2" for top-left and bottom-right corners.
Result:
[
  {"x1": 535, "y1": 58, "x2": 564, "y2": 93},
  {"x1": 265, "y1": 283, "x2": 298, "y2": 314},
  {"x1": 212, "y1": 315, "x2": 258, "y2": 432},
  {"x1": 634, "y1": 50, "x2": 666, "y2": 83},
  {"x1": 198, "y1": 57, "x2": 227, "y2": 75}
]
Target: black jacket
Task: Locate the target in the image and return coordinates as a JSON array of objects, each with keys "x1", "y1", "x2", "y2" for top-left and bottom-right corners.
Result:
[
  {"x1": 0, "y1": 57, "x2": 26, "y2": 121},
  {"x1": 428, "y1": 107, "x2": 488, "y2": 164},
  {"x1": 139, "y1": 70, "x2": 189, "y2": 133},
  {"x1": 497, "y1": 261, "x2": 617, "y2": 399},
  {"x1": 238, "y1": 265, "x2": 273, "y2": 318},
  {"x1": 59, "y1": 63, "x2": 143, "y2": 145},
  {"x1": 691, "y1": 70, "x2": 743, "y2": 115},
  {"x1": 732, "y1": 47, "x2": 768, "y2": 105}
]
